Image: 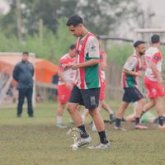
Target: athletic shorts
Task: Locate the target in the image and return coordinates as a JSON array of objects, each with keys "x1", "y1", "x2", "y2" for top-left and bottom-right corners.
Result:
[
  {"x1": 57, "y1": 84, "x2": 72, "y2": 104},
  {"x1": 100, "y1": 80, "x2": 106, "y2": 101},
  {"x1": 144, "y1": 77, "x2": 165, "y2": 98},
  {"x1": 69, "y1": 85, "x2": 100, "y2": 110},
  {"x1": 122, "y1": 87, "x2": 144, "y2": 103}
]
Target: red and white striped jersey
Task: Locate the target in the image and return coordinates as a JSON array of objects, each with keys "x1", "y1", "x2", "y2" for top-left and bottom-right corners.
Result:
[
  {"x1": 121, "y1": 54, "x2": 142, "y2": 88},
  {"x1": 76, "y1": 32, "x2": 100, "y2": 89},
  {"x1": 145, "y1": 47, "x2": 163, "y2": 81},
  {"x1": 58, "y1": 53, "x2": 77, "y2": 85}
]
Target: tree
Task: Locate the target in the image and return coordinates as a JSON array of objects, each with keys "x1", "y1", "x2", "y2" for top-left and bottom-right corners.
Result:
[
  {"x1": 0, "y1": 0, "x2": 143, "y2": 37},
  {"x1": 75, "y1": 0, "x2": 143, "y2": 35}
]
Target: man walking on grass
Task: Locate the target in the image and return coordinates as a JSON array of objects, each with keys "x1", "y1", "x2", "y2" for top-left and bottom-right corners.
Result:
[{"x1": 66, "y1": 15, "x2": 110, "y2": 149}]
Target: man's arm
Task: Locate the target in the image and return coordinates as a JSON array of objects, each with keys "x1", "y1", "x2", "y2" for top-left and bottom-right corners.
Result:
[
  {"x1": 150, "y1": 62, "x2": 162, "y2": 82},
  {"x1": 150, "y1": 52, "x2": 163, "y2": 82},
  {"x1": 13, "y1": 64, "x2": 19, "y2": 82},
  {"x1": 31, "y1": 64, "x2": 34, "y2": 77},
  {"x1": 72, "y1": 59, "x2": 99, "y2": 69},
  {"x1": 123, "y1": 56, "x2": 142, "y2": 77},
  {"x1": 123, "y1": 68, "x2": 142, "y2": 77},
  {"x1": 58, "y1": 69, "x2": 66, "y2": 83},
  {"x1": 100, "y1": 51, "x2": 107, "y2": 71}
]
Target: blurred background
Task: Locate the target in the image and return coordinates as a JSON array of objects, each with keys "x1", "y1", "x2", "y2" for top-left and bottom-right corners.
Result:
[{"x1": 0, "y1": 0, "x2": 165, "y2": 105}]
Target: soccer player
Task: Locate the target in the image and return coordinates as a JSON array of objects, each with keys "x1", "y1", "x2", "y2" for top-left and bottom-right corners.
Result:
[
  {"x1": 115, "y1": 41, "x2": 147, "y2": 130},
  {"x1": 66, "y1": 15, "x2": 110, "y2": 149},
  {"x1": 56, "y1": 44, "x2": 77, "y2": 128},
  {"x1": 81, "y1": 48, "x2": 115, "y2": 128},
  {"x1": 99, "y1": 48, "x2": 115, "y2": 122},
  {"x1": 142, "y1": 34, "x2": 165, "y2": 129},
  {"x1": 82, "y1": 48, "x2": 115, "y2": 131}
]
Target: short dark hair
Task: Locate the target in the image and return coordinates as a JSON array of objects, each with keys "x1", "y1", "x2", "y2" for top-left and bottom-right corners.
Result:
[
  {"x1": 133, "y1": 40, "x2": 145, "y2": 48},
  {"x1": 69, "y1": 44, "x2": 76, "y2": 50},
  {"x1": 22, "y1": 52, "x2": 29, "y2": 56},
  {"x1": 151, "y1": 34, "x2": 160, "y2": 44},
  {"x1": 66, "y1": 15, "x2": 83, "y2": 26}
]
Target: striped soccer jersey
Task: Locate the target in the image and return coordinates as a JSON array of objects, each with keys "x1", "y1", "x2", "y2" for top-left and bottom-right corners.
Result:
[
  {"x1": 121, "y1": 54, "x2": 142, "y2": 88},
  {"x1": 145, "y1": 47, "x2": 163, "y2": 81},
  {"x1": 58, "y1": 53, "x2": 77, "y2": 85},
  {"x1": 76, "y1": 32, "x2": 100, "y2": 89}
]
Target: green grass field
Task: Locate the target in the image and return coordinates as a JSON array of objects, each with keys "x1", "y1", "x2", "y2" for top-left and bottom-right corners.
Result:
[{"x1": 0, "y1": 102, "x2": 165, "y2": 165}]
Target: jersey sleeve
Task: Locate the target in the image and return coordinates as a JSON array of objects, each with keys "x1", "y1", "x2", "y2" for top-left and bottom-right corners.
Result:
[
  {"x1": 12, "y1": 63, "x2": 20, "y2": 81},
  {"x1": 123, "y1": 56, "x2": 138, "y2": 71},
  {"x1": 58, "y1": 58, "x2": 65, "y2": 72},
  {"x1": 87, "y1": 36, "x2": 100, "y2": 59},
  {"x1": 152, "y1": 52, "x2": 162, "y2": 64}
]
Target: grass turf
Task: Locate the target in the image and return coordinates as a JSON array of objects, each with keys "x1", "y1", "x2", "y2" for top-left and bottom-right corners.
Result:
[{"x1": 0, "y1": 102, "x2": 165, "y2": 165}]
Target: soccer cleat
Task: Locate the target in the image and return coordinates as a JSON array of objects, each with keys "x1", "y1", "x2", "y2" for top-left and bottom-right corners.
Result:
[
  {"x1": 56, "y1": 123, "x2": 67, "y2": 129},
  {"x1": 114, "y1": 126, "x2": 127, "y2": 131},
  {"x1": 17, "y1": 115, "x2": 21, "y2": 118},
  {"x1": 88, "y1": 142, "x2": 111, "y2": 150},
  {"x1": 135, "y1": 124, "x2": 148, "y2": 130},
  {"x1": 28, "y1": 114, "x2": 34, "y2": 118},
  {"x1": 109, "y1": 114, "x2": 116, "y2": 123},
  {"x1": 71, "y1": 136, "x2": 92, "y2": 149}
]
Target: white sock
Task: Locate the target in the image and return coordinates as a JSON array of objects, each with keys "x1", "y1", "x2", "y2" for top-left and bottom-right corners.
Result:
[
  {"x1": 92, "y1": 122, "x2": 97, "y2": 131},
  {"x1": 56, "y1": 116, "x2": 63, "y2": 124},
  {"x1": 81, "y1": 109, "x2": 88, "y2": 123}
]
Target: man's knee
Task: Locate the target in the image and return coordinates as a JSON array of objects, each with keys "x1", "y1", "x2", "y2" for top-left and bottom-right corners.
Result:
[
  {"x1": 67, "y1": 103, "x2": 77, "y2": 114},
  {"x1": 89, "y1": 108, "x2": 98, "y2": 117}
]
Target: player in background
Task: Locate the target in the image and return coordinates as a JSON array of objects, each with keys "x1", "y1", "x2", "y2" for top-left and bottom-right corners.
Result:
[
  {"x1": 98, "y1": 46, "x2": 115, "y2": 122},
  {"x1": 141, "y1": 34, "x2": 165, "y2": 129},
  {"x1": 56, "y1": 44, "x2": 77, "y2": 128},
  {"x1": 81, "y1": 46, "x2": 115, "y2": 130},
  {"x1": 115, "y1": 41, "x2": 148, "y2": 130}
]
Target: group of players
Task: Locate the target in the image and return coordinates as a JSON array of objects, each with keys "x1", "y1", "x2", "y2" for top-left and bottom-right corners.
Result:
[{"x1": 56, "y1": 15, "x2": 165, "y2": 150}]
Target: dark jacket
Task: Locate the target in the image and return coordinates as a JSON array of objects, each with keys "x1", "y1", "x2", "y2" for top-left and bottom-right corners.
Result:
[{"x1": 13, "y1": 60, "x2": 34, "y2": 89}]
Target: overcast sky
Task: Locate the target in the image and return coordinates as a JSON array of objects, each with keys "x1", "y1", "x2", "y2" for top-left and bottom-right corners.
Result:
[
  {"x1": 138, "y1": 0, "x2": 165, "y2": 28},
  {"x1": 0, "y1": 0, "x2": 164, "y2": 28},
  {"x1": 0, "y1": 0, "x2": 165, "y2": 37}
]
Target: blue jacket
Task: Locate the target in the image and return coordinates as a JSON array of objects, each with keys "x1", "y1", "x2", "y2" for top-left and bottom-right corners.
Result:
[{"x1": 13, "y1": 60, "x2": 34, "y2": 89}]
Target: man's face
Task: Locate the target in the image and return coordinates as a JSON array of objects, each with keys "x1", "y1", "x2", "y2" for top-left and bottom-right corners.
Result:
[
  {"x1": 68, "y1": 24, "x2": 82, "y2": 37},
  {"x1": 137, "y1": 44, "x2": 146, "y2": 56},
  {"x1": 69, "y1": 48, "x2": 77, "y2": 58},
  {"x1": 22, "y1": 54, "x2": 29, "y2": 61}
]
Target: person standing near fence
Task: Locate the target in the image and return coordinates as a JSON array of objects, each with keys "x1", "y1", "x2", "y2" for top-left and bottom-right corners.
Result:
[
  {"x1": 66, "y1": 15, "x2": 110, "y2": 149},
  {"x1": 13, "y1": 52, "x2": 34, "y2": 117},
  {"x1": 56, "y1": 44, "x2": 77, "y2": 128}
]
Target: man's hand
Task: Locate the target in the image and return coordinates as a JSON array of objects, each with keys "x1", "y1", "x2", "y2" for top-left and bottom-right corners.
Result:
[
  {"x1": 136, "y1": 71, "x2": 142, "y2": 77},
  {"x1": 71, "y1": 64, "x2": 79, "y2": 70},
  {"x1": 65, "y1": 82, "x2": 73, "y2": 89},
  {"x1": 157, "y1": 75, "x2": 163, "y2": 84},
  {"x1": 64, "y1": 64, "x2": 73, "y2": 70}
]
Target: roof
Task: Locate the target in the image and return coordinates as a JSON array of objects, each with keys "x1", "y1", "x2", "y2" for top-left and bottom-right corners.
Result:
[{"x1": 0, "y1": 53, "x2": 58, "y2": 83}]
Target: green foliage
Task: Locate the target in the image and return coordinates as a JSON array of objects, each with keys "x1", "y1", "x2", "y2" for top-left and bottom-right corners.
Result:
[
  {"x1": 0, "y1": 18, "x2": 75, "y2": 63},
  {"x1": 1, "y1": 0, "x2": 143, "y2": 35},
  {"x1": 108, "y1": 43, "x2": 133, "y2": 65}
]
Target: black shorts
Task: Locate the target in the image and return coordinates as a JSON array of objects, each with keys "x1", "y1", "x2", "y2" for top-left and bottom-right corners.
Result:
[
  {"x1": 122, "y1": 87, "x2": 144, "y2": 103},
  {"x1": 69, "y1": 85, "x2": 100, "y2": 110}
]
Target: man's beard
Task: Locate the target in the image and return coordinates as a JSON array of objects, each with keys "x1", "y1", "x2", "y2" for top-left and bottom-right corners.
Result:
[{"x1": 139, "y1": 52, "x2": 145, "y2": 56}]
